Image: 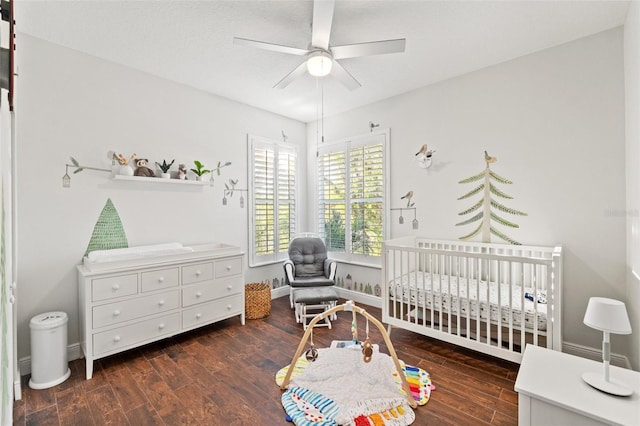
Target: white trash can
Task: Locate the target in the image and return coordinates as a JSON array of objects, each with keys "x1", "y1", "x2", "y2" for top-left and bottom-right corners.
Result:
[{"x1": 29, "y1": 311, "x2": 71, "y2": 389}]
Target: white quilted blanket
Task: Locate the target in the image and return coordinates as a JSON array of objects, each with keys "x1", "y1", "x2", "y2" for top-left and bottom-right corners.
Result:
[
  {"x1": 388, "y1": 272, "x2": 548, "y2": 331},
  {"x1": 289, "y1": 347, "x2": 414, "y2": 425}
]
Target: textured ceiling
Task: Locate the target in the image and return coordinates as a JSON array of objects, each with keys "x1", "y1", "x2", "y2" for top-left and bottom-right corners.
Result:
[{"x1": 17, "y1": 0, "x2": 630, "y2": 122}]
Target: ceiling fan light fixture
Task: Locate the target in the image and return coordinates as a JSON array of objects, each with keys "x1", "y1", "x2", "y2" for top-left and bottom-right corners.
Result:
[{"x1": 307, "y1": 51, "x2": 333, "y2": 77}]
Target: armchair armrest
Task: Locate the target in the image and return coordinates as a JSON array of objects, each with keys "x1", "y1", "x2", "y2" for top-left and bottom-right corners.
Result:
[
  {"x1": 324, "y1": 258, "x2": 337, "y2": 281},
  {"x1": 283, "y1": 259, "x2": 295, "y2": 285}
]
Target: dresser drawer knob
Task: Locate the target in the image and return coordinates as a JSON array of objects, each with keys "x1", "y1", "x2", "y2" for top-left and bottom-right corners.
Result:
[
  {"x1": 227, "y1": 305, "x2": 232, "y2": 310},
  {"x1": 227, "y1": 285, "x2": 232, "y2": 290},
  {"x1": 113, "y1": 335, "x2": 121, "y2": 343},
  {"x1": 112, "y1": 284, "x2": 120, "y2": 291},
  {"x1": 158, "y1": 300, "x2": 165, "y2": 306},
  {"x1": 195, "y1": 270, "x2": 201, "y2": 276},
  {"x1": 113, "y1": 310, "x2": 121, "y2": 317},
  {"x1": 226, "y1": 265, "x2": 232, "y2": 271},
  {"x1": 158, "y1": 323, "x2": 165, "y2": 330},
  {"x1": 196, "y1": 313, "x2": 202, "y2": 319},
  {"x1": 196, "y1": 292, "x2": 202, "y2": 298},
  {"x1": 158, "y1": 277, "x2": 165, "y2": 283}
]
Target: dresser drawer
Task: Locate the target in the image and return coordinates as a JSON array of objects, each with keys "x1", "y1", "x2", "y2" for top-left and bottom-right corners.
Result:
[
  {"x1": 182, "y1": 294, "x2": 243, "y2": 329},
  {"x1": 93, "y1": 313, "x2": 180, "y2": 356},
  {"x1": 214, "y1": 257, "x2": 242, "y2": 278},
  {"x1": 92, "y1": 290, "x2": 179, "y2": 329},
  {"x1": 182, "y1": 278, "x2": 243, "y2": 307},
  {"x1": 141, "y1": 268, "x2": 179, "y2": 292},
  {"x1": 182, "y1": 262, "x2": 214, "y2": 284},
  {"x1": 92, "y1": 274, "x2": 138, "y2": 302}
]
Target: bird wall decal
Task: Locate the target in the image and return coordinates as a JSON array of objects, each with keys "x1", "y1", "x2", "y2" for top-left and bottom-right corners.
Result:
[
  {"x1": 415, "y1": 144, "x2": 436, "y2": 169},
  {"x1": 484, "y1": 150, "x2": 497, "y2": 164},
  {"x1": 401, "y1": 190, "x2": 414, "y2": 207}
]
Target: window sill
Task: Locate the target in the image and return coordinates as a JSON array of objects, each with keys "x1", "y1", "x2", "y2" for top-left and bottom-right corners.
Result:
[{"x1": 335, "y1": 260, "x2": 381, "y2": 269}]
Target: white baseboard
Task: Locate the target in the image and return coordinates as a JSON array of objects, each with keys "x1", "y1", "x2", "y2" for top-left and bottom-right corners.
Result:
[
  {"x1": 271, "y1": 286, "x2": 289, "y2": 299},
  {"x1": 334, "y1": 288, "x2": 382, "y2": 309},
  {"x1": 19, "y1": 342, "x2": 84, "y2": 377},
  {"x1": 563, "y1": 341, "x2": 631, "y2": 369}
]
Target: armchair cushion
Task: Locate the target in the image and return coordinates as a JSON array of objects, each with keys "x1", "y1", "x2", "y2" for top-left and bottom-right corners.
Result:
[
  {"x1": 284, "y1": 237, "x2": 337, "y2": 287},
  {"x1": 288, "y1": 237, "x2": 329, "y2": 278}
]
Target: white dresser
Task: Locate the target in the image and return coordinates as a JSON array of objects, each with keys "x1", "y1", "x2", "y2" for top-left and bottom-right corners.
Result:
[
  {"x1": 515, "y1": 345, "x2": 640, "y2": 426},
  {"x1": 77, "y1": 243, "x2": 245, "y2": 379}
]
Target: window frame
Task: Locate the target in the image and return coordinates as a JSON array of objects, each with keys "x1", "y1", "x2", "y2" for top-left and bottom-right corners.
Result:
[
  {"x1": 316, "y1": 129, "x2": 390, "y2": 268},
  {"x1": 248, "y1": 135, "x2": 299, "y2": 267}
]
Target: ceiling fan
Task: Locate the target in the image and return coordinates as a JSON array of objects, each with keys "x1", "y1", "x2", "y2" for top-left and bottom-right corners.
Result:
[{"x1": 233, "y1": 0, "x2": 406, "y2": 90}]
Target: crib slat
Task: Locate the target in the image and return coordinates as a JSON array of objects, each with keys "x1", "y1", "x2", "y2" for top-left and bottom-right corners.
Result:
[
  {"x1": 520, "y1": 262, "x2": 526, "y2": 351},
  {"x1": 497, "y1": 259, "x2": 502, "y2": 350}
]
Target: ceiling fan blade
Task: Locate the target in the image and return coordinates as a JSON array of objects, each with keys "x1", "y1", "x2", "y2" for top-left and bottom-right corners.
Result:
[
  {"x1": 331, "y1": 38, "x2": 406, "y2": 60},
  {"x1": 331, "y1": 60, "x2": 361, "y2": 91},
  {"x1": 311, "y1": 0, "x2": 335, "y2": 50},
  {"x1": 274, "y1": 60, "x2": 309, "y2": 89},
  {"x1": 233, "y1": 37, "x2": 310, "y2": 56}
]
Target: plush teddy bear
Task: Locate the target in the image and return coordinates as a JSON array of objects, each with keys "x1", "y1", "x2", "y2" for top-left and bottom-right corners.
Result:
[{"x1": 134, "y1": 158, "x2": 155, "y2": 177}]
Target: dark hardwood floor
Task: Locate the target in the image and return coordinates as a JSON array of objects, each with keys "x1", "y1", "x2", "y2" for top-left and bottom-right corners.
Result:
[{"x1": 13, "y1": 296, "x2": 519, "y2": 425}]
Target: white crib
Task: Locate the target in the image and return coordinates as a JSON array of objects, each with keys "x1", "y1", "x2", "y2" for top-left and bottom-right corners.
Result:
[{"x1": 382, "y1": 236, "x2": 563, "y2": 363}]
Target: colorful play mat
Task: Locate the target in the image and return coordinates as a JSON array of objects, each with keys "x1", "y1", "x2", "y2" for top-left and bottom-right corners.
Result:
[{"x1": 276, "y1": 347, "x2": 435, "y2": 426}]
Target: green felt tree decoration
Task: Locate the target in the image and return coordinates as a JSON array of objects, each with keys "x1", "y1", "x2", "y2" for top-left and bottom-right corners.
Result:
[
  {"x1": 456, "y1": 151, "x2": 527, "y2": 245},
  {"x1": 84, "y1": 198, "x2": 129, "y2": 256}
]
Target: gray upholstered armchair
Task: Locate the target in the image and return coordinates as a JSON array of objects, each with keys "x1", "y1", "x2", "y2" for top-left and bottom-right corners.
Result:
[{"x1": 283, "y1": 236, "x2": 337, "y2": 307}]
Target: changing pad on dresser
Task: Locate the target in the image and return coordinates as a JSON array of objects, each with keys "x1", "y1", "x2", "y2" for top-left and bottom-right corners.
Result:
[{"x1": 82, "y1": 242, "x2": 241, "y2": 272}]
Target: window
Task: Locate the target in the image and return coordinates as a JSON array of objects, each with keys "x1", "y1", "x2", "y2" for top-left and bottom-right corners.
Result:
[
  {"x1": 317, "y1": 131, "x2": 389, "y2": 266},
  {"x1": 248, "y1": 135, "x2": 298, "y2": 266}
]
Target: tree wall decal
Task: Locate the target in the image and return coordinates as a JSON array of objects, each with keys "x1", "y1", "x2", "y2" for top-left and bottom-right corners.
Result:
[{"x1": 456, "y1": 151, "x2": 527, "y2": 245}]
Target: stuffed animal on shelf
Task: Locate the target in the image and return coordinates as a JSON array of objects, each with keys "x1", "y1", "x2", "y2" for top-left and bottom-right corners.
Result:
[
  {"x1": 133, "y1": 158, "x2": 155, "y2": 177},
  {"x1": 178, "y1": 164, "x2": 188, "y2": 180}
]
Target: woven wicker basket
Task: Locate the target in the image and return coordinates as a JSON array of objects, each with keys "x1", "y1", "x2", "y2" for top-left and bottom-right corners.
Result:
[{"x1": 245, "y1": 283, "x2": 271, "y2": 319}]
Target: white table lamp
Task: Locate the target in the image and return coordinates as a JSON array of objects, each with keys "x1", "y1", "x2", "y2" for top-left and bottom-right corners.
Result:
[{"x1": 582, "y1": 297, "x2": 633, "y2": 396}]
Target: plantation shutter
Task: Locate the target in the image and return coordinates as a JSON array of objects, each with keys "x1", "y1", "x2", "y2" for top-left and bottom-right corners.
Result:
[
  {"x1": 253, "y1": 145, "x2": 275, "y2": 256},
  {"x1": 317, "y1": 131, "x2": 388, "y2": 263},
  {"x1": 317, "y1": 149, "x2": 346, "y2": 252},
  {"x1": 349, "y1": 142, "x2": 384, "y2": 256},
  {"x1": 277, "y1": 146, "x2": 296, "y2": 253},
  {"x1": 249, "y1": 136, "x2": 298, "y2": 266}
]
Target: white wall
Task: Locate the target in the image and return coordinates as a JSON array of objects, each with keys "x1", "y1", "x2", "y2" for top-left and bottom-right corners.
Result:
[
  {"x1": 15, "y1": 26, "x2": 634, "y2": 367},
  {"x1": 14, "y1": 34, "x2": 306, "y2": 360},
  {"x1": 308, "y1": 28, "x2": 631, "y2": 363},
  {"x1": 624, "y1": 1, "x2": 640, "y2": 371}
]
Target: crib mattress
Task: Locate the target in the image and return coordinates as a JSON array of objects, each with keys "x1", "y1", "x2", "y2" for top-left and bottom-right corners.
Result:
[{"x1": 388, "y1": 272, "x2": 548, "y2": 331}]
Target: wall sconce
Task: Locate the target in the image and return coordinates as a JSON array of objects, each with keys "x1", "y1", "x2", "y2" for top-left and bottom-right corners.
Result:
[
  {"x1": 62, "y1": 156, "x2": 110, "y2": 188},
  {"x1": 222, "y1": 179, "x2": 248, "y2": 208},
  {"x1": 582, "y1": 297, "x2": 632, "y2": 396},
  {"x1": 391, "y1": 207, "x2": 418, "y2": 230},
  {"x1": 369, "y1": 121, "x2": 380, "y2": 132}
]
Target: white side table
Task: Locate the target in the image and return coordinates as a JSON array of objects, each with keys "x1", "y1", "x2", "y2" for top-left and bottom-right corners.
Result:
[{"x1": 515, "y1": 345, "x2": 640, "y2": 426}]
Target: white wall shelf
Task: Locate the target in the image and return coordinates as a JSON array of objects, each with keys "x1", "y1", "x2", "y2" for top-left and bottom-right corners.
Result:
[{"x1": 112, "y1": 175, "x2": 211, "y2": 186}]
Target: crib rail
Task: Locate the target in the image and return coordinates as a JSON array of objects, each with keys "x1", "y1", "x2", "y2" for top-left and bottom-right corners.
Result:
[{"x1": 382, "y1": 237, "x2": 562, "y2": 363}]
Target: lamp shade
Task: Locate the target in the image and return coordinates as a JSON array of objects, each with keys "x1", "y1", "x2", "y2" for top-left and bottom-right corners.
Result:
[
  {"x1": 583, "y1": 297, "x2": 632, "y2": 334},
  {"x1": 307, "y1": 51, "x2": 332, "y2": 77}
]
